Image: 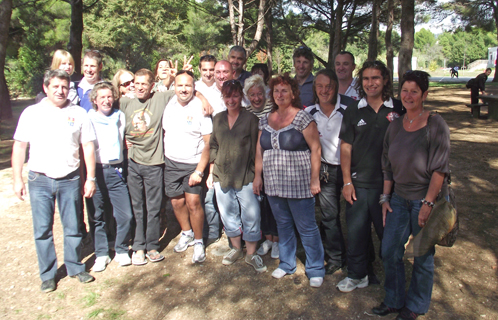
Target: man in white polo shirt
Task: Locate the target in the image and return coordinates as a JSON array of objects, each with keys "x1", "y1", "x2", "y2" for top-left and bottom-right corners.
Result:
[
  {"x1": 12, "y1": 69, "x2": 97, "y2": 292},
  {"x1": 163, "y1": 70, "x2": 212, "y2": 263}
]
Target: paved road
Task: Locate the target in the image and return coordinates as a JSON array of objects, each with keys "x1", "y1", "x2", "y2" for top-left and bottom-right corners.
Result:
[{"x1": 394, "y1": 76, "x2": 493, "y2": 83}]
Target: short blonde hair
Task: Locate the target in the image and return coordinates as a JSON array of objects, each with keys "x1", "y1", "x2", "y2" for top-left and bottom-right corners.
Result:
[
  {"x1": 112, "y1": 69, "x2": 134, "y2": 98},
  {"x1": 90, "y1": 82, "x2": 118, "y2": 111},
  {"x1": 50, "y1": 50, "x2": 75, "y2": 75},
  {"x1": 243, "y1": 74, "x2": 267, "y2": 105}
]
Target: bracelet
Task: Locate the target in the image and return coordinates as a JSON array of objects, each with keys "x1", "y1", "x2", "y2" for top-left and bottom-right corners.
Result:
[
  {"x1": 343, "y1": 182, "x2": 352, "y2": 187},
  {"x1": 421, "y1": 198, "x2": 435, "y2": 208},
  {"x1": 195, "y1": 170, "x2": 204, "y2": 178},
  {"x1": 379, "y1": 194, "x2": 391, "y2": 205}
]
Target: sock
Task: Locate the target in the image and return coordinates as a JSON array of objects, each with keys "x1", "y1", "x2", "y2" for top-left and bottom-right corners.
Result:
[
  {"x1": 194, "y1": 238, "x2": 203, "y2": 245},
  {"x1": 182, "y1": 229, "x2": 194, "y2": 237}
]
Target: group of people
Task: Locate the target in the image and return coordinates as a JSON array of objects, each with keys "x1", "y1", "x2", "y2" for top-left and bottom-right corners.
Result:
[{"x1": 12, "y1": 44, "x2": 451, "y2": 320}]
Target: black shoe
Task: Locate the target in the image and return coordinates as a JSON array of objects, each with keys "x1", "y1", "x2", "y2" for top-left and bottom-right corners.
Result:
[
  {"x1": 325, "y1": 263, "x2": 342, "y2": 275},
  {"x1": 41, "y1": 279, "x2": 56, "y2": 293},
  {"x1": 396, "y1": 307, "x2": 421, "y2": 320},
  {"x1": 368, "y1": 272, "x2": 380, "y2": 285},
  {"x1": 71, "y1": 271, "x2": 95, "y2": 283},
  {"x1": 372, "y1": 302, "x2": 401, "y2": 316}
]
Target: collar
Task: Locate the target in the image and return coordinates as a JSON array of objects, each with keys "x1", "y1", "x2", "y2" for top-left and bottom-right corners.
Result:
[
  {"x1": 78, "y1": 77, "x2": 99, "y2": 93},
  {"x1": 357, "y1": 97, "x2": 393, "y2": 109},
  {"x1": 313, "y1": 94, "x2": 344, "y2": 117}
]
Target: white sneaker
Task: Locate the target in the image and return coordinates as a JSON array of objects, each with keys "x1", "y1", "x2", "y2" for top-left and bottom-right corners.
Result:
[
  {"x1": 256, "y1": 240, "x2": 273, "y2": 256},
  {"x1": 336, "y1": 276, "x2": 368, "y2": 292},
  {"x1": 114, "y1": 253, "x2": 132, "y2": 267},
  {"x1": 93, "y1": 256, "x2": 111, "y2": 272},
  {"x1": 310, "y1": 277, "x2": 324, "y2": 288},
  {"x1": 270, "y1": 242, "x2": 279, "y2": 259},
  {"x1": 192, "y1": 243, "x2": 206, "y2": 263},
  {"x1": 174, "y1": 234, "x2": 194, "y2": 253},
  {"x1": 272, "y1": 268, "x2": 287, "y2": 279}
]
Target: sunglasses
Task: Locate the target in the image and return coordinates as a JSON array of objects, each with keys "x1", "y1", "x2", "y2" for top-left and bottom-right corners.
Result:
[{"x1": 120, "y1": 80, "x2": 134, "y2": 87}]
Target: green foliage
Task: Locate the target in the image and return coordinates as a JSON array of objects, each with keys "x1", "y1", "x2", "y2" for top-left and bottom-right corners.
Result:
[
  {"x1": 414, "y1": 28, "x2": 436, "y2": 50},
  {"x1": 438, "y1": 27, "x2": 496, "y2": 66},
  {"x1": 80, "y1": 291, "x2": 100, "y2": 308},
  {"x1": 429, "y1": 60, "x2": 438, "y2": 71}
]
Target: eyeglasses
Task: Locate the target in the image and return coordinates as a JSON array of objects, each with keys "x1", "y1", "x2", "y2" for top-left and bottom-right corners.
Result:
[{"x1": 120, "y1": 80, "x2": 134, "y2": 87}]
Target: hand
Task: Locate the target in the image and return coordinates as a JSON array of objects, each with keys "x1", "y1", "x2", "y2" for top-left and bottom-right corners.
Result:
[
  {"x1": 310, "y1": 177, "x2": 321, "y2": 196},
  {"x1": 168, "y1": 59, "x2": 178, "y2": 78},
  {"x1": 253, "y1": 176, "x2": 263, "y2": 196},
  {"x1": 188, "y1": 172, "x2": 202, "y2": 187},
  {"x1": 83, "y1": 180, "x2": 96, "y2": 198},
  {"x1": 342, "y1": 184, "x2": 357, "y2": 205},
  {"x1": 13, "y1": 181, "x2": 27, "y2": 201},
  {"x1": 418, "y1": 204, "x2": 432, "y2": 228},
  {"x1": 206, "y1": 174, "x2": 213, "y2": 189},
  {"x1": 183, "y1": 55, "x2": 194, "y2": 71},
  {"x1": 125, "y1": 139, "x2": 133, "y2": 150},
  {"x1": 382, "y1": 202, "x2": 393, "y2": 227}
]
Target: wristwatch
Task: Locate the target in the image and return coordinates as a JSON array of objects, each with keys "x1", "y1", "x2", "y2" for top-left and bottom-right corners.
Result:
[
  {"x1": 87, "y1": 177, "x2": 96, "y2": 182},
  {"x1": 195, "y1": 170, "x2": 204, "y2": 178}
]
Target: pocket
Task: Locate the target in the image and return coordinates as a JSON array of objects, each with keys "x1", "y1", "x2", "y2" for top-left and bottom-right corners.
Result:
[
  {"x1": 68, "y1": 174, "x2": 80, "y2": 181},
  {"x1": 28, "y1": 171, "x2": 39, "y2": 182}
]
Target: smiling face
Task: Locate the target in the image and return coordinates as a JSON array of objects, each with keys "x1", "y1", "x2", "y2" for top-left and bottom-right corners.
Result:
[
  {"x1": 82, "y1": 57, "x2": 102, "y2": 85},
  {"x1": 223, "y1": 91, "x2": 243, "y2": 112},
  {"x1": 314, "y1": 74, "x2": 336, "y2": 106},
  {"x1": 229, "y1": 50, "x2": 246, "y2": 73},
  {"x1": 214, "y1": 61, "x2": 233, "y2": 90},
  {"x1": 157, "y1": 61, "x2": 169, "y2": 80},
  {"x1": 44, "y1": 77, "x2": 69, "y2": 108},
  {"x1": 293, "y1": 56, "x2": 313, "y2": 79},
  {"x1": 247, "y1": 85, "x2": 265, "y2": 110},
  {"x1": 334, "y1": 54, "x2": 355, "y2": 81},
  {"x1": 174, "y1": 73, "x2": 195, "y2": 106},
  {"x1": 199, "y1": 61, "x2": 215, "y2": 86},
  {"x1": 94, "y1": 88, "x2": 115, "y2": 116},
  {"x1": 119, "y1": 73, "x2": 135, "y2": 95},
  {"x1": 361, "y1": 68, "x2": 387, "y2": 100},
  {"x1": 400, "y1": 80, "x2": 427, "y2": 112},
  {"x1": 134, "y1": 75, "x2": 154, "y2": 100},
  {"x1": 59, "y1": 58, "x2": 74, "y2": 76},
  {"x1": 273, "y1": 83, "x2": 295, "y2": 108}
]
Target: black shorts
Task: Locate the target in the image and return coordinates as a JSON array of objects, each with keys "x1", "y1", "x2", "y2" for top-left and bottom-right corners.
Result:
[{"x1": 164, "y1": 158, "x2": 204, "y2": 198}]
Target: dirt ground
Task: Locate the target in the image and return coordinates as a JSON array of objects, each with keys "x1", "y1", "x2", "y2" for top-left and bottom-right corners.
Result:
[{"x1": 1, "y1": 86, "x2": 497, "y2": 320}]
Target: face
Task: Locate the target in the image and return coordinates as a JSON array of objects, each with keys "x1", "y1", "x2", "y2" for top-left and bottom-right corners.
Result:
[
  {"x1": 94, "y1": 88, "x2": 115, "y2": 116},
  {"x1": 215, "y1": 62, "x2": 233, "y2": 90},
  {"x1": 361, "y1": 68, "x2": 387, "y2": 100},
  {"x1": 59, "y1": 58, "x2": 74, "y2": 75},
  {"x1": 157, "y1": 61, "x2": 169, "y2": 80},
  {"x1": 334, "y1": 54, "x2": 355, "y2": 81},
  {"x1": 400, "y1": 81, "x2": 427, "y2": 111},
  {"x1": 486, "y1": 69, "x2": 492, "y2": 76},
  {"x1": 229, "y1": 50, "x2": 246, "y2": 73},
  {"x1": 314, "y1": 74, "x2": 336, "y2": 105},
  {"x1": 273, "y1": 83, "x2": 295, "y2": 108},
  {"x1": 43, "y1": 77, "x2": 69, "y2": 108},
  {"x1": 247, "y1": 85, "x2": 265, "y2": 110},
  {"x1": 223, "y1": 91, "x2": 243, "y2": 111},
  {"x1": 82, "y1": 57, "x2": 102, "y2": 84},
  {"x1": 293, "y1": 56, "x2": 313, "y2": 79},
  {"x1": 119, "y1": 73, "x2": 135, "y2": 95},
  {"x1": 174, "y1": 74, "x2": 195, "y2": 106},
  {"x1": 134, "y1": 75, "x2": 154, "y2": 100},
  {"x1": 199, "y1": 61, "x2": 215, "y2": 85}
]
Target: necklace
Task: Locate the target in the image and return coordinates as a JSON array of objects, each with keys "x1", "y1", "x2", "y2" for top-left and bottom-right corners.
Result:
[{"x1": 404, "y1": 110, "x2": 424, "y2": 128}]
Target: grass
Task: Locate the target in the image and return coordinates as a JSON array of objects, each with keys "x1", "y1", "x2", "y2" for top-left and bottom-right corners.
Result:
[
  {"x1": 80, "y1": 290, "x2": 100, "y2": 308},
  {"x1": 87, "y1": 308, "x2": 126, "y2": 319}
]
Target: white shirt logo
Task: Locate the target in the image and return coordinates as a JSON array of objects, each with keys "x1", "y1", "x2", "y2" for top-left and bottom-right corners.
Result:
[{"x1": 357, "y1": 119, "x2": 367, "y2": 126}]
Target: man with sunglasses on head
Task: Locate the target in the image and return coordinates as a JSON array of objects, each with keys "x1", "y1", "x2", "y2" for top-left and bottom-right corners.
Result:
[
  {"x1": 78, "y1": 50, "x2": 103, "y2": 112},
  {"x1": 293, "y1": 46, "x2": 315, "y2": 107}
]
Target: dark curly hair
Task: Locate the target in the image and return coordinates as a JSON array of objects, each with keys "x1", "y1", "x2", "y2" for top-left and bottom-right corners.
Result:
[
  {"x1": 355, "y1": 60, "x2": 392, "y2": 102},
  {"x1": 269, "y1": 72, "x2": 302, "y2": 111},
  {"x1": 400, "y1": 70, "x2": 430, "y2": 94}
]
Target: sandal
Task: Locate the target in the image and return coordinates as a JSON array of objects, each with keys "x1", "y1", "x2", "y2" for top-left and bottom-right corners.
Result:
[
  {"x1": 146, "y1": 250, "x2": 165, "y2": 263},
  {"x1": 132, "y1": 251, "x2": 147, "y2": 266}
]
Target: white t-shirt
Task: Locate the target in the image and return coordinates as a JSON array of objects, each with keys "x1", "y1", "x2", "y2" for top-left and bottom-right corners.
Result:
[
  {"x1": 195, "y1": 80, "x2": 215, "y2": 97},
  {"x1": 14, "y1": 99, "x2": 96, "y2": 179},
  {"x1": 163, "y1": 96, "x2": 213, "y2": 164},
  {"x1": 304, "y1": 95, "x2": 348, "y2": 165},
  {"x1": 203, "y1": 85, "x2": 227, "y2": 117},
  {"x1": 89, "y1": 109, "x2": 126, "y2": 165},
  {"x1": 344, "y1": 78, "x2": 359, "y2": 101}
]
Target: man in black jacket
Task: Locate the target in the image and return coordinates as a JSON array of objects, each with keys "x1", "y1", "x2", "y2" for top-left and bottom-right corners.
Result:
[{"x1": 468, "y1": 68, "x2": 492, "y2": 104}]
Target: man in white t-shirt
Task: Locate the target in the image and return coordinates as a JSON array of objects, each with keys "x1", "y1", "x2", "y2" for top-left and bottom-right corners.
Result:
[
  {"x1": 163, "y1": 70, "x2": 213, "y2": 263},
  {"x1": 195, "y1": 54, "x2": 217, "y2": 96},
  {"x1": 335, "y1": 51, "x2": 359, "y2": 101},
  {"x1": 12, "y1": 70, "x2": 97, "y2": 293}
]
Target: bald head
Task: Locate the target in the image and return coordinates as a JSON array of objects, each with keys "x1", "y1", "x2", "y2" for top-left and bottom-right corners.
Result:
[{"x1": 215, "y1": 60, "x2": 233, "y2": 90}]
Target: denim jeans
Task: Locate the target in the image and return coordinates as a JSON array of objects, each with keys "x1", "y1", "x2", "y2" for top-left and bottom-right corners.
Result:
[
  {"x1": 203, "y1": 187, "x2": 222, "y2": 241},
  {"x1": 318, "y1": 164, "x2": 345, "y2": 267},
  {"x1": 28, "y1": 170, "x2": 85, "y2": 281},
  {"x1": 214, "y1": 182, "x2": 261, "y2": 242},
  {"x1": 127, "y1": 159, "x2": 163, "y2": 251},
  {"x1": 382, "y1": 192, "x2": 435, "y2": 314},
  {"x1": 268, "y1": 196, "x2": 325, "y2": 278},
  {"x1": 90, "y1": 164, "x2": 133, "y2": 256}
]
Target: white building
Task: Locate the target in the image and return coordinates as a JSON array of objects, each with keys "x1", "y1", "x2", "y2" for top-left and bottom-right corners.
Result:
[{"x1": 488, "y1": 47, "x2": 497, "y2": 68}]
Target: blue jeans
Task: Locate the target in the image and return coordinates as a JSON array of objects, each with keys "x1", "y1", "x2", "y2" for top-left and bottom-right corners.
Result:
[
  {"x1": 214, "y1": 182, "x2": 261, "y2": 242},
  {"x1": 203, "y1": 187, "x2": 221, "y2": 241},
  {"x1": 268, "y1": 196, "x2": 325, "y2": 278},
  {"x1": 28, "y1": 170, "x2": 85, "y2": 281},
  {"x1": 90, "y1": 164, "x2": 133, "y2": 256},
  {"x1": 382, "y1": 193, "x2": 435, "y2": 314}
]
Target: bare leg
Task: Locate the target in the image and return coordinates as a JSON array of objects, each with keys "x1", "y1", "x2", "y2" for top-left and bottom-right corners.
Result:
[
  {"x1": 185, "y1": 193, "x2": 204, "y2": 239},
  {"x1": 171, "y1": 195, "x2": 191, "y2": 232},
  {"x1": 246, "y1": 241, "x2": 257, "y2": 255}
]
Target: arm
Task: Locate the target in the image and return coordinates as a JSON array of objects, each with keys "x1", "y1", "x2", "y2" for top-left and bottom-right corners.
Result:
[
  {"x1": 252, "y1": 130, "x2": 263, "y2": 196},
  {"x1": 418, "y1": 171, "x2": 445, "y2": 228},
  {"x1": 207, "y1": 127, "x2": 218, "y2": 189},
  {"x1": 303, "y1": 121, "x2": 321, "y2": 196},
  {"x1": 82, "y1": 141, "x2": 96, "y2": 198},
  {"x1": 189, "y1": 134, "x2": 211, "y2": 186},
  {"x1": 195, "y1": 91, "x2": 213, "y2": 116},
  {"x1": 12, "y1": 141, "x2": 28, "y2": 201},
  {"x1": 340, "y1": 141, "x2": 356, "y2": 204},
  {"x1": 382, "y1": 180, "x2": 394, "y2": 226}
]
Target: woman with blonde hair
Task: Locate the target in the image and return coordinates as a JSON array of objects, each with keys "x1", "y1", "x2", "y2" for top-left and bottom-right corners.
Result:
[{"x1": 112, "y1": 69, "x2": 135, "y2": 98}]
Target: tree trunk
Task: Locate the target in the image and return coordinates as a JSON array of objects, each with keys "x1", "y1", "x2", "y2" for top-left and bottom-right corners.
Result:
[
  {"x1": 246, "y1": 0, "x2": 266, "y2": 56},
  {"x1": 342, "y1": 2, "x2": 356, "y2": 49},
  {"x1": 237, "y1": 0, "x2": 245, "y2": 46},
  {"x1": 493, "y1": 2, "x2": 498, "y2": 82},
  {"x1": 0, "y1": 0, "x2": 13, "y2": 120},
  {"x1": 385, "y1": 0, "x2": 394, "y2": 90},
  {"x1": 331, "y1": 0, "x2": 343, "y2": 68},
  {"x1": 228, "y1": 0, "x2": 237, "y2": 45},
  {"x1": 398, "y1": 0, "x2": 414, "y2": 95},
  {"x1": 68, "y1": 0, "x2": 84, "y2": 75},
  {"x1": 367, "y1": 0, "x2": 382, "y2": 61},
  {"x1": 265, "y1": 4, "x2": 273, "y2": 76}
]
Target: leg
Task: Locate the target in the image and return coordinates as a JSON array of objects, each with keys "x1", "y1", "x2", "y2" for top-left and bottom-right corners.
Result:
[
  {"x1": 90, "y1": 166, "x2": 109, "y2": 257},
  {"x1": 289, "y1": 197, "x2": 325, "y2": 279},
  {"x1": 203, "y1": 187, "x2": 221, "y2": 241},
  {"x1": 128, "y1": 160, "x2": 146, "y2": 251},
  {"x1": 268, "y1": 196, "x2": 297, "y2": 274},
  {"x1": 382, "y1": 193, "x2": 412, "y2": 310},
  {"x1": 237, "y1": 183, "x2": 262, "y2": 246},
  {"x1": 142, "y1": 164, "x2": 163, "y2": 252},
  {"x1": 28, "y1": 172, "x2": 58, "y2": 282},
  {"x1": 185, "y1": 193, "x2": 204, "y2": 240},
  {"x1": 214, "y1": 183, "x2": 242, "y2": 240}
]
